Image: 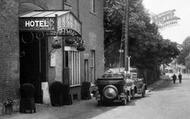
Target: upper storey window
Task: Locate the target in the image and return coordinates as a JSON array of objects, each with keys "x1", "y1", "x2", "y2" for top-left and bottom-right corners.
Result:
[
  {"x1": 64, "y1": 0, "x2": 72, "y2": 10},
  {"x1": 90, "y1": 0, "x2": 96, "y2": 14}
]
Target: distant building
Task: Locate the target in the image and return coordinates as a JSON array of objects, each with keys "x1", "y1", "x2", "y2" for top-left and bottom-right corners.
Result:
[
  {"x1": 162, "y1": 59, "x2": 186, "y2": 76},
  {"x1": 0, "y1": 0, "x2": 104, "y2": 113}
]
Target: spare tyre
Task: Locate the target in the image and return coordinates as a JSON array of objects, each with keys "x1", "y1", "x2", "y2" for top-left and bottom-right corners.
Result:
[{"x1": 103, "y1": 85, "x2": 118, "y2": 100}]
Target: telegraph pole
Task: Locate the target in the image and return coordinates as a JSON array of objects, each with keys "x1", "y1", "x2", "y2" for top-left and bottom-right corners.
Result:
[
  {"x1": 124, "y1": 0, "x2": 129, "y2": 72},
  {"x1": 62, "y1": 2, "x2": 66, "y2": 84}
]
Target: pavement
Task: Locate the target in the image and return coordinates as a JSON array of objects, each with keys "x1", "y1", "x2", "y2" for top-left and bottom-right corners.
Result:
[
  {"x1": 0, "y1": 78, "x2": 171, "y2": 119},
  {"x1": 148, "y1": 78, "x2": 171, "y2": 91}
]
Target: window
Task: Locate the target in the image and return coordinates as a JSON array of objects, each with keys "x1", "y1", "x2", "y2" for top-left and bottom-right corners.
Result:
[
  {"x1": 69, "y1": 51, "x2": 81, "y2": 86},
  {"x1": 90, "y1": 50, "x2": 95, "y2": 83},
  {"x1": 65, "y1": 51, "x2": 69, "y2": 67},
  {"x1": 90, "y1": 0, "x2": 96, "y2": 13},
  {"x1": 84, "y1": 59, "x2": 89, "y2": 82},
  {"x1": 63, "y1": 0, "x2": 72, "y2": 10}
]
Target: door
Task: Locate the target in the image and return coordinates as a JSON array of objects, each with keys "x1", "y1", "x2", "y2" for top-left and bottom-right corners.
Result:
[{"x1": 20, "y1": 31, "x2": 47, "y2": 103}]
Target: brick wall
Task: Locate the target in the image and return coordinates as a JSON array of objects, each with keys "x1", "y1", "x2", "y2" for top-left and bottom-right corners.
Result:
[
  {"x1": 0, "y1": 0, "x2": 19, "y2": 102},
  {"x1": 78, "y1": 0, "x2": 105, "y2": 79},
  {"x1": 0, "y1": 0, "x2": 20, "y2": 114}
]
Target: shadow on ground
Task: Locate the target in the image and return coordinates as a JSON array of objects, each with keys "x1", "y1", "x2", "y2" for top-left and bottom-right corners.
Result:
[
  {"x1": 65, "y1": 94, "x2": 152, "y2": 119},
  {"x1": 151, "y1": 80, "x2": 181, "y2": 92},
  {"x1": 95, "y1": 94, "x2": 150, "y2": 107}
]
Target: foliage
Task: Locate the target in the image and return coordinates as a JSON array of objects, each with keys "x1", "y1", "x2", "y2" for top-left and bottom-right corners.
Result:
[
  {"x1": 81, "y1": 81, "x2": 91, "y2": 100},
  {"x1": 177, "y1": 36, "x2": 190, "y2": 65},
  {"x1": 132, "y1": 38, "x2": 180, "y2": 69},
  {"x1": 185, "y1": 55, "x2": 190, "y2": 69},
  {"x1": 49, "y1": 82, "x2": 72, "y2": 106},
  {"x1": 62, "y1": 84, "x2": 72, "y2": 105},
  {"x1": 49, "y1": 81, "x2": 64, "y2": 106},
  {"x1": 20, "y1": 83, "x2": 36, "y2": 113},
  {"x1": 51, "y1": 36, "x2": 85, "y2": 51},
  {"x1": 104, "y1": 0, "x2": 180, "y2": 70},
  {"x1": 3, "y1": 98, "x2": 14, "y2": 106}
]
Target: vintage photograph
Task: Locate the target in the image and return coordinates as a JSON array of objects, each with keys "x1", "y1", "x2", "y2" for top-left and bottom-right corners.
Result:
[{"x1": 0, "y1": 0, "x2": 190, "y2": 119}]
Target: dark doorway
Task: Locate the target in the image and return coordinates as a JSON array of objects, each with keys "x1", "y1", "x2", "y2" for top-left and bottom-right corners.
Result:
[{"x1": 20, "y1": 31, "x2": 47, "y2": 103}]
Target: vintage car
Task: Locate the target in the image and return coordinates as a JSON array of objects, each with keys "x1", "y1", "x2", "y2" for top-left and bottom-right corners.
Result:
[
  {"x1": 129, "y1": 68, "x2": 147, "y2": 98},
  {"x1": 95, "y1": 68, "x2": 134, "y2": 105}
]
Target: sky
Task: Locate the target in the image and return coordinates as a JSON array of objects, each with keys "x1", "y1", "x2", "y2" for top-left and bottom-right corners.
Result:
[{"x1": 143, "y1": 0, "x2": 190, "y2": 44}]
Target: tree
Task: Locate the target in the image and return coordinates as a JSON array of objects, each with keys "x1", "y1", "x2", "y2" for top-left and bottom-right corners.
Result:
[
  {"x1": 104, "y1": 0, "x2": 180, "y2": 69},
  {"x1": 104, "y1": 0, "x2": 180, "y2": 84},
  {"x1": 177, "y1": 36, "x2": 190, "y2": 65},
  {"x1": 185, "y1": 54, "x2": 190, "y2": 69}
]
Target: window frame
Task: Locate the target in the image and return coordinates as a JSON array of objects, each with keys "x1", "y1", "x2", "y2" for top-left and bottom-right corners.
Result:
[
  {"x1": 68, "y1": 50, "x2": 81, "y2": 87},
  {"x1": 90, "y1": 50, "x2": 96, "y2": 83},
  {"x1": 90, "y1": 0, "x2": 96, "y2": 14}
]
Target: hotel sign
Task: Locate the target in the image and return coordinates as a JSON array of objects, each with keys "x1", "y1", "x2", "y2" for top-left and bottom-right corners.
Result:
[{"x1": 19, "y1": 17, "x2": 56, "y2": 31}]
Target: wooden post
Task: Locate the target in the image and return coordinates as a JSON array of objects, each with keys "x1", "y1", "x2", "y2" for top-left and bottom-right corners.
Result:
[
  {"x1": 62, "y1": 36, "x2": 65, "y2": 84},
  {"x1": 124, "y1": 0, "x2": 129, "y2": 72}
]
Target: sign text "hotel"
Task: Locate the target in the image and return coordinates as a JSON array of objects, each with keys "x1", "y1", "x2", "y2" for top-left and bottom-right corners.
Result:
[{"x1": 25, "y1": 20, "x2": 49, "y2": 27}]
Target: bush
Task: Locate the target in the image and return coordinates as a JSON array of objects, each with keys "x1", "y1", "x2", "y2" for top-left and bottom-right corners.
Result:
[
  {"x1": 81, "y1": 81, "x2": 91, "y2": 100},
  {"x1": 62, "y1": 84, "x2": 72, "y2": 105},
  {"x1": 20, "y1": 83, "x2": 35, "y2": 98},
  {"x1": 49, "y1": 81, "x2": 64, "y2": 106},
  {"x1": 49, "y1": 82, "x2": 73, "y2": 106},
  {"x1": 20, "y1": 83, "x2": 36, "y2": 113}
]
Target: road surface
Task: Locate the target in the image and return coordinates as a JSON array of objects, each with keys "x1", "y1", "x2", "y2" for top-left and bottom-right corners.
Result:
[
  {"x1": 2, "y1": 76, "x2": 190, "y2": 119},
  {"x1": 90, "y1": 77, "x2": 190, "y2": 119}
]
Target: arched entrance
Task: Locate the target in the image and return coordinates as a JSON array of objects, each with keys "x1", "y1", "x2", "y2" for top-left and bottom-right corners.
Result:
[{"x1": 20, "y1": 31, "x2": 47, "y2": 103}]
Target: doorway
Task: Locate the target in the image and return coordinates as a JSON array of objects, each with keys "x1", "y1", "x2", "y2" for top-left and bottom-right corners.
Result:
[{"x1": 19, "y1": 31, "x2": 47, "y2": 103}]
